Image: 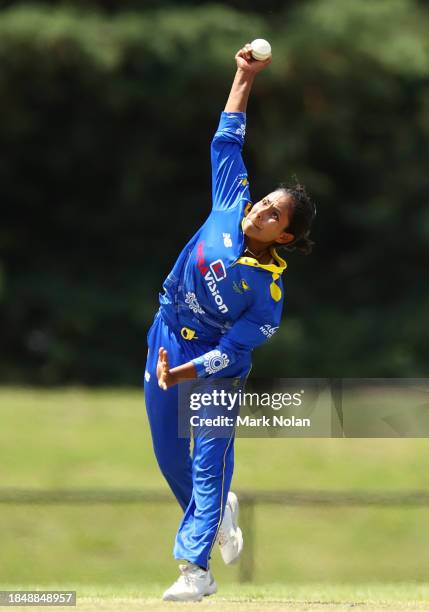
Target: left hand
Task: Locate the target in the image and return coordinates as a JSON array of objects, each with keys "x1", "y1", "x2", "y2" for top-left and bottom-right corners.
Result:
[{"x1": 156, "y1": 347, "x2": 176, "y2": 390}]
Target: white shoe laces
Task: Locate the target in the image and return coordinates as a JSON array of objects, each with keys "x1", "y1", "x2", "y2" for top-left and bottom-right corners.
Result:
[
  {"x1": 217, "y1": 499, "x2": 235, "y2": 547},
  {"x1": 178, "y1": 564, "x2": 191, "y2": 586},
  {"x1": 217, "y1": 525, "x2": 229, "y2": 547},
  {"x1": 176, "y1": 563, "x2": 204, "y2": 587}
]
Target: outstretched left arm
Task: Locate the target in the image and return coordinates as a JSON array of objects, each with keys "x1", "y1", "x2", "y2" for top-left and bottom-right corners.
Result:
[
  {"x1": 156, "y1": 347, "x2": 197, "y2": 390},
  {"x1": 156, "y1": 301, "x2": 282, "y2": 390}
]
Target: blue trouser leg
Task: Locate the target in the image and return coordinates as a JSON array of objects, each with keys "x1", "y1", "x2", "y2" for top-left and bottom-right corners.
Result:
[
  {"x1": 173, "y1": 428, "x2": 235, "y2": 569},
  {"x1": 173, "y1": 358, "x2": 251, "y2": 569},
  {"x1": 144, "y1": 311, "x2": 251, "y2": 568},
  {"x1": 144, "y1": 313, "x2": 193, "y2": 511}
]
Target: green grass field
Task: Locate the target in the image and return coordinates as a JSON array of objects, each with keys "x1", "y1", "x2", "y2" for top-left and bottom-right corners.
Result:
[
  {"x1": 3, "y1": 584, "x2": 429, "y2": 611},
  {"x1": 2, "y1": 387, "x2": 429, "y2": 607}
]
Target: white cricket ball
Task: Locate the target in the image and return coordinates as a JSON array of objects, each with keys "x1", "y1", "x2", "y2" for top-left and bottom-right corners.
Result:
[{"x1": 250, "y1": 38, "x2": 272, "y2": 61}]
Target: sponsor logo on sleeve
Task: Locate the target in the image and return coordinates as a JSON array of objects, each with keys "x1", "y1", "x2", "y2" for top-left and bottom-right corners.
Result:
[
  {"x1": 203, "y1": 349, "x2": 230, "y2": 375},
  {"x1": 227, "y1": 115, "x2": 246, "y2": 138},
  {"x1": 235, "y1": 124, "x2": 246, "y2": 138},
  {"x1": 236, "y1": 173, "x2": 248, "y2": 187},
  {"x1": 259, "y1": 324, "x2": 279, "y2": 339}
]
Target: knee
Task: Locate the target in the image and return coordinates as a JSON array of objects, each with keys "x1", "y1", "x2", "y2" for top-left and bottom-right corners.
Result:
[{"x1": 193, "y1": 447, "x2": 234, "y2": 480}]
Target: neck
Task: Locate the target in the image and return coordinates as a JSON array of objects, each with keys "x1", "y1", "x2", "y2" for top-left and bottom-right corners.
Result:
[{"x1": 243, "y1": 238, "x2": 274, "y2": 264}]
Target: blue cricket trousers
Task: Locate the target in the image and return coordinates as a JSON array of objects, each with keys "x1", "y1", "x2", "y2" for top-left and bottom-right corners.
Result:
[{"x1": 143, "y1": 309, "x2": 251, "y2": 569}]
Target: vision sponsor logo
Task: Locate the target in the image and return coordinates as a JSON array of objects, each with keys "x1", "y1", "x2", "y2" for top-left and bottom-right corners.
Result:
[
  {"x1": 210, "y1": 259, "x2": 227, "y2": 281},
  {"x1": 260, "y1": 324, "x2": 279, "y2": 339},
  {"x1": 205, "y1": 270, "x2": 228, "y2": 313},
  {"x1": 196, "y1": 242, "x2": 229, "y2": 314}
]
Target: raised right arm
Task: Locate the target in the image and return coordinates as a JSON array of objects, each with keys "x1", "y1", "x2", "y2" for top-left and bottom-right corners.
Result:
[
  {"x1": 224, "y1": 43, "x2": 270, "y2": 113},
  {"x1": 211, "y1": 44, "x2": 271, "y2": 212}
]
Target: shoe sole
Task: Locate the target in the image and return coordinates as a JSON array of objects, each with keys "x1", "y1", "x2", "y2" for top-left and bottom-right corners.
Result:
[
  {"x1": 204, "y1": 571, "x2": 218, "y2": 596},
  {"x1": 220, "y1": 492, "x2": 243, "y2": 565},
  {"x1": 163, "y1": 585, "x2": 216, "y2": 601},
  {"x1": 204, "y1": 584, "x2": 218, "y2": 597},
  {"x1": 226, "y1": 526, "x2": 243, "y2": 565},
  {"x1": 228, "y1": 491, "x2": 239, "y2": 530},
  {"x1": 163, "y1": 593, "x2": 203, "y2": 602}
]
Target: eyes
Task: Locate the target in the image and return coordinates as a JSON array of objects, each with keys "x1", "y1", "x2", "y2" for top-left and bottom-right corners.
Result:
[{"x1": 261, "y1": 199, "x2": 280, "y2": 221}]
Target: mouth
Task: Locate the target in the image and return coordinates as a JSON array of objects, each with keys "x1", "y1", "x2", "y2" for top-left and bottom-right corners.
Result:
[{"x1": 248, "y1": 219, "x2": 262, "y2": 230}]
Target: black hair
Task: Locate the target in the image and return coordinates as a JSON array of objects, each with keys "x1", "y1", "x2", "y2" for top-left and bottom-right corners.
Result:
[{"x1": 276, "y1": 182, "x2": 316, "y2": 255}]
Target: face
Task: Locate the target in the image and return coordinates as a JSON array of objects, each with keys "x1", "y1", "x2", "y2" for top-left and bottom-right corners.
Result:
[{"x1": 242, "y1": 190, "x2": 295, "y2": 246}]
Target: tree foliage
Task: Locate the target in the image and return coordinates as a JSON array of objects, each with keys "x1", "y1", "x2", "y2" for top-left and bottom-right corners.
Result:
[{"x1": 0, "y1": 1, "x2": 428, "y2": 384}]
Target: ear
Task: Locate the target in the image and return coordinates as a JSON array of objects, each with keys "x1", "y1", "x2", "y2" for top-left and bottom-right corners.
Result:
[{"x1": 276, "y1": 232, "x2": 295, "y2": 246}]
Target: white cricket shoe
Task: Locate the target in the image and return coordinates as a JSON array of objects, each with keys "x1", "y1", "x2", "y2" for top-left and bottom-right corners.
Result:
[
  {"x1": 217, "y1": 491, "x2": 243, "y2": 565},
  {"x1": 162, "y1": 562, "x2": 217, "y2": 602},
  {"x1": 204, "y1": 570, "x2": 217, "y2": 597}
]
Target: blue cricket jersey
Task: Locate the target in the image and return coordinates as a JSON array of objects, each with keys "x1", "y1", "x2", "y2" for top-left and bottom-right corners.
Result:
[{"x1": 159, "y1": 111, "x2": 287, "y2": 378}]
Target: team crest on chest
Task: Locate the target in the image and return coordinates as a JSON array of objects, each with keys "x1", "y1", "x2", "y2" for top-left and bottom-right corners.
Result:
[{"x1": 233, "y1": 279, "x2": 251, "y2": 294}]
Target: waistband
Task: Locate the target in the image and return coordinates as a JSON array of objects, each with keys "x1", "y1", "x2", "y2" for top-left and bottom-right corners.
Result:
[{"x1": 159, "y1": 305, "x2": 219, "y2": 343}]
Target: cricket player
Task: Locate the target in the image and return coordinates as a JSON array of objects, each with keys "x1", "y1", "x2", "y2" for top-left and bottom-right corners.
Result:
[{"x1": 143, "y1": 43, "x2": 316, "y2": 601}]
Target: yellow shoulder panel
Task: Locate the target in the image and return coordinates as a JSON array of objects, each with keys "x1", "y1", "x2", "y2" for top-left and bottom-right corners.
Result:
[{"x1": 270, "y1": 280, "x2": 282, "y2": 302}]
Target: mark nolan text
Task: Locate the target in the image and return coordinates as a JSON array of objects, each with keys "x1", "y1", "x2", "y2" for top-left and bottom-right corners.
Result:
[
  {"x1": 190, "y1": 415, "x2": 311, "y2": 428},
  {"x1": 237, "y1": 415, "x2": 311, "y2": 428}
]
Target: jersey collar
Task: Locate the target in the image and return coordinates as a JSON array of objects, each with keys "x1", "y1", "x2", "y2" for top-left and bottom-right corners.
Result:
[{"x1": 234, "y1": 247, "x2": 287, "y2": 274}]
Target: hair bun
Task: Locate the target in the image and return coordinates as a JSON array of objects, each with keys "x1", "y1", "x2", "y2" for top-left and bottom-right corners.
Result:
[
  {"x1": 277, "y1": 181, "x2": 316, "y2": 256},
  {"x1": 285, "y1": 234, "x2": 315, "y2": 255}
]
